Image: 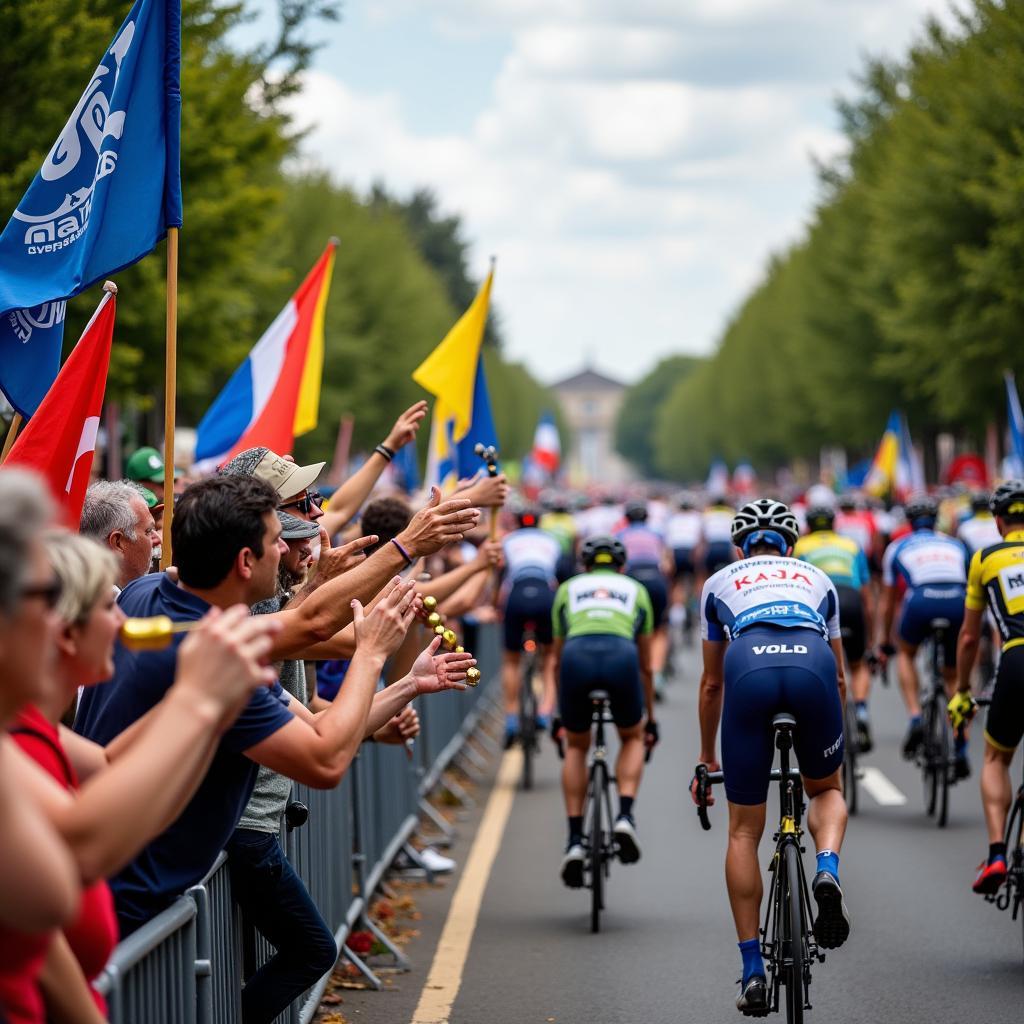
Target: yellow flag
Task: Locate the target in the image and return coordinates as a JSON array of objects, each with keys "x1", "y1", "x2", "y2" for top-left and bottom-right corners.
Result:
[
  {"x1": 412, "y1": 269, "x2": 493, "y2": 443},
  {"x1": 293, "y1": 239, "x2": 338, "y2": 437}
]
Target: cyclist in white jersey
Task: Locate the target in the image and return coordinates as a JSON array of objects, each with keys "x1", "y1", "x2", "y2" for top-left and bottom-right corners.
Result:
[
  {"x1": 701, "y1": 497, "x2": 736, "y2": 581},
  {"x1": 957, "y1": 491, "x2": 1001, "y2": 556},
  {"x1": 691, "y1": 499, "x2": 849, "y2": 1016},
  {"x1": 500, "y1": 508, "x2": 561, "y2": 747},
  {"x1": 879, "y1": 493, "x2": 970, "y2": 766},
  {"x1": 666, "y1": 494, "x2": 703, "y2": 631}
]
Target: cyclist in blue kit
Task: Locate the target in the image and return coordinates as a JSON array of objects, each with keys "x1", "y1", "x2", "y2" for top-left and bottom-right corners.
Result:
[{"x1": 691, "y1": 498, "x2": 850, "y2": 1017}]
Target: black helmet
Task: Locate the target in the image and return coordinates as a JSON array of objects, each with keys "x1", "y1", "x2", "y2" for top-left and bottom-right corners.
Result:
[
  {"x1": 969, "y1": 490, "x2": 991, "y2": 514},
  {"x1": 516, "y1": 507, "x2": 540, "y2": 528},
  {"x1": 990, "y1": 480, "x2": 1024, "y2": 517},
  {"x1": 624, "y1": 500, "x2": 648, "y2": 523},
  {"x1": 580, "y1": 535, "x2": 626, "y2": 569},
  {"x1": 904, "y1": 492, "x2": 938, "y2": 525},
  {"x1": 731, "y1": 498, "x2": 799, "y2": 553},
  {"x1": 837, "y1": 493, "x2": 858, "y2": 512},
  {"x1": 806, "y1": 505, "x2": 835, "y2": 532}
]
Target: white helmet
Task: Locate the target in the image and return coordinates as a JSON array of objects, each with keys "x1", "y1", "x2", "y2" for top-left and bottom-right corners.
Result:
[{"x1": 731, "y1": 498, "x2": 799, "y2": 552}]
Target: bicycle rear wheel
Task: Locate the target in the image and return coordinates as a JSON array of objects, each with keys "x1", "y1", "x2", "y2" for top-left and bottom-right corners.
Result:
[
  {"x1": 1006, "y1": 792, "x2": 1024, "y2": 964},
  {"x1": 842, "y1": 703, "x2": 858, "y2": 816},
  {"x1": 520, "y1": 654, "x2": 537, "y2": 790},
  {"x1": 589, "y1": 762, "x2": 605, "y2": 934},
  {"x1": 922, "y1": 700, "x2": 938, "y2": 817},
  {"x1": 783, "y1": 842, "x2": 805, "y2": 1024},
  {"x1": 932, "y1": 702, "x2": 951, "y2": 828}
]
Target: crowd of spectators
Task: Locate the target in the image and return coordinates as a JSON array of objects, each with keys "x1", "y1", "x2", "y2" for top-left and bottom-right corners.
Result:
[{"x1": 0, "y1": 400, "x2": 511, "y2": 1024}]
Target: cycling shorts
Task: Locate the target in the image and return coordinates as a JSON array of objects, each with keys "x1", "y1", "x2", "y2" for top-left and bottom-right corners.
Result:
[
  {"x1": 721, "y1": 627, "x2": 843, "y2": 805},
  {"x1": 836, "y1": 585, "x2": 866, "y2": 664},
  {"x1": 558, "y1": 634, "x2": 643, "y2": 733},
  {"x1": 555, "y1": 552, "x2": 579, "y2": 585},
  {"x1": 704, "y1": 541, "x2": 734, "y2": 576},
  {"x1": 897, "y1": 586, "x2": 966, "y2": 666},
  {"x1": 629, "y1": 564, "x2": 668, "y2": 627},
  {"x1": 503, "y1": 577, "x2": 555, "y2": 652},
  {"x1": 985, "y1": 644, "x2": 1024, "y2": 753},
  {"x1": 673, "y1": 547, "x2": 696, "y2": 580}
]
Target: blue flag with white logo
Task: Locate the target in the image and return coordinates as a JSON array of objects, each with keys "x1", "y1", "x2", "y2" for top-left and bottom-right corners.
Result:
[{"x1": 0, "y1": 0, "x2": 182, "y2": 417}]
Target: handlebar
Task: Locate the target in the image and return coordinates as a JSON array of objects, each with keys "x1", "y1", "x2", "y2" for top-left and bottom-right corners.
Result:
[{"x1": 693, "y1": 764, "x2": 801, "y2": 830}]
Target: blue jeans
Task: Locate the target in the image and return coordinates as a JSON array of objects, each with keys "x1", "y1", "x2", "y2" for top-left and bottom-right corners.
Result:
[{"x1": 227, "y1": 828, "x2": 338, "y2": 1024}]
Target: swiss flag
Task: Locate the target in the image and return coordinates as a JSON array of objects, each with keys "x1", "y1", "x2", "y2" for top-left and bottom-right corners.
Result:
[{"x1": 6, "y1": 284, "x2": 117, "y2": 529}]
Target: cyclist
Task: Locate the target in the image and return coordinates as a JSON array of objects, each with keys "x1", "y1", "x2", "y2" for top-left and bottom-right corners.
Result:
[
  {"x1": 691, "y1": 498, "x2": 849, "y2": 1016},
  {"x1": 834, "y1": 493, "x2": 879, "y2": 566},
  {"x1": 666, "y1": 493, "x2": 703, "y2": 633},
  {"x1": 794, "y1": 505, "x2": 876, "y2": 750},
  {"x1": 552, "y1": 536, "x2": 656, "y2": 886},
  {"x1": 500, "y1": 507, "x2": 561, "y2": 748},
  {"x1": 879, "y1": 493, "x2": 970, "y2": 772},
  {"x1": 957, "y1": 490, "x2": 1001, "y2": 556},
  {"x1": 700, "y1": 494, "x2": 735, "y2": 582},
  {"x1": 616, "y1": 500, "x2": 672, "y2": 696},
  {"x1": 540, "y1": 495, "x2": 579, "y2": 583},
  {"x1": 953, "y1": 480, "x2": 1024, "y2": 893}
]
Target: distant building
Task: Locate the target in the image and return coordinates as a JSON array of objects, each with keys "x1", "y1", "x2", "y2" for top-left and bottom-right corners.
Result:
[{"x1": 551, "y1": 367, "x2": 633, "y2": 485}]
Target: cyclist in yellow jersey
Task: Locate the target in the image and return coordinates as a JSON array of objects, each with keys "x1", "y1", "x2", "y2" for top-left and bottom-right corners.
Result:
[
  {"x1": 954, "y1": 480, "x2": 1024, "y2": 894},
  {"x1": 540, "y1": 496, "x2": 579, "y2": 583}
]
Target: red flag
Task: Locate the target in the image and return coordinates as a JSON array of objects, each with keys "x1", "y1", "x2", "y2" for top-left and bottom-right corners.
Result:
[{"x1": 6, "y1": 285, "x2": 117, "y2": 529}]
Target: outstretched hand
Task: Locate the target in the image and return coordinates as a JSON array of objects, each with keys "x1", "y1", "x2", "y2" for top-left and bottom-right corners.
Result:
[
  {"x1": 384, "y1": 400, "x2": 428, "y2": 452},
  {"x1": 351, "y1": 577, "x2": 417, "y2": 660},
  {"x1": 396, "y1": 487, "x2": 480, "y2": 558},
  {"x1": 409, "y1": 636, "x2": 477, "y2": 695}
]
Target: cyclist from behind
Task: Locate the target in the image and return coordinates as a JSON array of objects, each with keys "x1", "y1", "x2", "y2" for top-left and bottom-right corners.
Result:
[
  {"x1": 794, "y1": 505, "x2": 876, "y2": 750},
  {"x1": 500, "y1": 508, "x2": 561, "y2": 748},
  {"x1": 552, "y1": 536, "x2": 656, "y2": 886},
  {"x1": 957, "y1": 490, "x2": 1001, "y2": 556},
  {"x1": 540, "y1": 494, "x2": 579, "y2": 583},
  {"x1": 953, "y1": 481, "x2": 1024, "y2": 894},
  {"x1": 616, "y1": 500, "x2": 672, "y2": 695},
  {"x1": 879, "y1": 493, "x2": 970, "y2": 772},
  {"x1": 700, "y1": 495, "x2": 736, "y2": 581},
  {"x1": 666, "y1": 493, "x2": 703, "y2": 632},
  {"x1": 692, "y1": 499, "x2": 849, "y2": 1015}
]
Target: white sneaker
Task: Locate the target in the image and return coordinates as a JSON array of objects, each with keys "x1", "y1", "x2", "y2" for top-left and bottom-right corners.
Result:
[
  {"x1": 613, "y1": 816, "x2": 641, "y2": 864},
  {"x1": 560, "y1": 843, "x2": 585, "y2": 888},
  {"x1": 420, "y1": 847, "x2": 456, "y2": 873}
]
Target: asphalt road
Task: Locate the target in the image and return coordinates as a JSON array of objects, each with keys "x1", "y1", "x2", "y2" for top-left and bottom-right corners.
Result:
[{"x1": 445, "y1": 642, "x2": 1024, "y2": 1024}]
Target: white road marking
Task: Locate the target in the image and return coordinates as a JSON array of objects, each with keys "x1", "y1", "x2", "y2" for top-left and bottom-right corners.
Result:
[{"x1": 859, "y1": 766, "x2": 908, "y2": 806}]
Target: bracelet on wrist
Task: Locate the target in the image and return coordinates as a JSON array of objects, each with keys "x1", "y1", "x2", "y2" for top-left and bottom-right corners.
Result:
[
  {"x1": 390, "y1": 537, "x2": 413, "y2": 566},
  {"x1": 375, "y1": 443, "x2": 395, "y2": 462}
]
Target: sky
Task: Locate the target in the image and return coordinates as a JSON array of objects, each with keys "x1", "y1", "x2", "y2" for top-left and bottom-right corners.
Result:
[{"x1": 247, "y1": 0, "x2": 954, "y2": 385}]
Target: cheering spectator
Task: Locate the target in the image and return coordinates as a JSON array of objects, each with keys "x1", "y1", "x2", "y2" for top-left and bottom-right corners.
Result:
[{"x1": 79, "y1": 480, "x2": 160, "y2": 591}]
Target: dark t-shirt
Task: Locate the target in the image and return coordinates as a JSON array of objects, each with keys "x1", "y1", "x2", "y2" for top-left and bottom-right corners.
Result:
[{"x1": 74, "y1": 572, "x2": 293, "y2": 933}]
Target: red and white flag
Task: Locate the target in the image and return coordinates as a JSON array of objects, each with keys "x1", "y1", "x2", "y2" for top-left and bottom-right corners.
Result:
[
  {"x1": 531, "y1": 412, "x2": 561, "y2": 475},
  {"x1": 6, "y1": 283, "x2": 117, "y2": 528}
]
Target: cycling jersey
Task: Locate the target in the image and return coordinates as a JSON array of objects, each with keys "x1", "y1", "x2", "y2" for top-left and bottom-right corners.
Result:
[
  {"x1": 965, "y1": 530, "x2": 1024, "y2": 651},
  {"x1": 665, "y1": 510, "x2": 702, "y2": 551},
  {"x1": 615, "y1": 524, "x2": 666, "y2": 569},
  {"x1": 539, "y1": 512, "x2": 576, "y2": 557},
  {"x1": 957, "y1": 513, "x2": 1001, "y2": 557},
  {"x1": 702, "y1": 505, "x2": 734, "y2": 544},
  {"x1": 792, "y1": 530, "x2": 870, "y2": 590},
  {"x1": 700, "y1": 556, "x2": 841, "y2": 643},
  {"x1": 577, "y1": 504, "x2": 621, "y2": 539},
  {"x1": 552, "y1": 569, "x2": 654, "y2": 642},
  {"x1": 835, "y1": 509, "x2": 878, "y2": 557},
  {"x1": 502, "y1": 528, "x2": 561, "y2": 586},
  {"x1": 881, "y1": 529, "x2": 968, "y2": 590}
]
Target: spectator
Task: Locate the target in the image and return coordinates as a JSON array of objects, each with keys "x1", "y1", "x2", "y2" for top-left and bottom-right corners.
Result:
[
  {"x1": 125, "y1": 446, "x2": 180, "y2": 502},
  {"x1": 75, "y1": 476, "x2": 474, "y2": 936},
  {"x1": 80, "y1": 480, "x2": 160, "y2": 590},
  {"x1": 0, "y1": 471, "x2": 281, "y2": 1023}
]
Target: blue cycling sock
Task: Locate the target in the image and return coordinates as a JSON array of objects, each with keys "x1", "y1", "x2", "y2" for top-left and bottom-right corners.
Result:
[
  {"x1": 739, "y1": 938, "x2": 764, "y2": 985},
  {"x1": 855, "y1": 700, "x2": 868, "y2": 714},
  {"x1": 505, "y1": 713, "x2": 519, "y2": 734},
  {"x1": 816, "y1": 849, "x2": 840, "y2": 880},
  {"x1": 909, "y1": 714, "x2": 922, "y2": 728}
]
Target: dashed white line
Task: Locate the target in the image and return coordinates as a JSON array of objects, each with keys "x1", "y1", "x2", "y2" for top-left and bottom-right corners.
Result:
[{"x1": 859, "y1": 766, "x2": 908, "y2": 806}]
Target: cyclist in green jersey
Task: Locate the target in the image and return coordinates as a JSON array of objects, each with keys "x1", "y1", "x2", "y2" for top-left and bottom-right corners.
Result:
[{"x1": 551, "y1": 536, "x2": 658, "y2": 886}]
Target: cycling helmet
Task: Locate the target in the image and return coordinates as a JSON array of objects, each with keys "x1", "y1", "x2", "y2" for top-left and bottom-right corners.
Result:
[
  {"x1": 624, "y1": 500, "x2": 648, "y2": 523},
  {"x1": 580, "y1": 535, "x2": 626, "y2": 569},
  {"x1": 731, "y1": 498, "x2": 799, "y2": 556},
  {"x1": 990, "y1": 480, "x2": 1024, "y2": 517},
  {"x1": 904, "y1": 493, "x2": 938, "y2": 526},
  {"x1": 837, "y1": 493, "x2": 858, "y2": 512},
  {"x1": 969, "y1": 490, "x2": 991, "y2": 514},
  {"x1": 805, "y1": 505, "x2": 836, "y2": 532},
  {"x1": 677, "y1": 492, "x2": 696, "y2": 511},
  {"x1": 516, "y1": 507, "x2": 540, "y2": 528}
]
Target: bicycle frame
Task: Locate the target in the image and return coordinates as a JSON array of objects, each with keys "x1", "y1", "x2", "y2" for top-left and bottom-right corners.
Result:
[
  {"x1": 580, "y1": 693, "x2": 617, "y2": 933},
  {"x1": 519, "y1": 621, "x2": 539, "y2": 789}
]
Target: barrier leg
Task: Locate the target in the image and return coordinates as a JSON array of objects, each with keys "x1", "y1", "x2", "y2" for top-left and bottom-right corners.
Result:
[
  {"x1": 441, "y1": 775, "x2": 476, "y2": 809},
  {"x1": 340, "y1": 945, "x2": 382, "y2": 991},
  {"x1": 360, "y1": 915, "x2": 412, "y2": 971},
  {"x1": 418, "y1": 796, "x2": 457, "y2": 847}
]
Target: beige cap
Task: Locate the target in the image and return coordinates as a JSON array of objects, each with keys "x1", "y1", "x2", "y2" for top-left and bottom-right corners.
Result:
[{"x1": 256, "y1": 452, "x2": 324, "y2": 501}]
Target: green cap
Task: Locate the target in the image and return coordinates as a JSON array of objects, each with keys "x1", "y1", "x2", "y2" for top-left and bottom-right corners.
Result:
[
  {"x1": 137, "y1": 486, "x2": 161, "y2": 509},
  {"x1": 125, "y1": 446, "x2": 180, "y2": 483}
]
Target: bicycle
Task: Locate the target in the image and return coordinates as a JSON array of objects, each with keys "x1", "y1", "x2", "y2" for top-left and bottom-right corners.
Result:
[
  {"x1": 975, "y1": 697, "x2": 1024, "y2": 963},
  {"x1": 579, "y1": 690, "x2": 616, "y2": 933},
  {"x1": 519, "y1": 620, "x2": 539, "y2": 790},
  {"x1": 695, "y1": 714, "x2": 825, "y2": 1022},
  {"x1": 839, "y1": 627, "x2": 859, "y2": 816},
  {"x1": 916, "y1": 617, "x2": 958, "y2": 827}
]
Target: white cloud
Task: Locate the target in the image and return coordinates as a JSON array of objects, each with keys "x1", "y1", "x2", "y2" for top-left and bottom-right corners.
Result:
[{"x1": 287, "y1": 1, "x2": 954, "y2": 383}]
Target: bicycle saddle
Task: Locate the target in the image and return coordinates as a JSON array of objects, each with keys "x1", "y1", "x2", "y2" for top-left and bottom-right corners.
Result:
[
  {"x1": 588, "y1": 689, "x2": 610, "y2": 703},
  {"x1": 929, "y1": 617, "x2": 952, "y2": 630},
  {"x1": 772, "y1": 712, "x2": 797, "y2": 730}
]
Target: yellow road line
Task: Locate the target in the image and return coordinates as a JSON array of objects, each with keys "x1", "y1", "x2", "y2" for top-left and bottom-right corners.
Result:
[{"x1": 410, "y1": 746, "x2": 523, "y2": 1024}]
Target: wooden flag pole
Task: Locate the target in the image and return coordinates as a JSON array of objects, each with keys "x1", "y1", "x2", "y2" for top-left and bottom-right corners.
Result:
[
  {"x1": 160, "y1": 227, "x2": 179, "y2": 569},
  {"x1": 0, "y1": 414, "x2": 23, "y2": 464}
]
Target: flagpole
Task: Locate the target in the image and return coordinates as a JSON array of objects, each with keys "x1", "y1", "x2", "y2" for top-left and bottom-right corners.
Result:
[
  {"x1": 0, "y1": 414, "x2": 23, "y2": 464},
  {"x1": 160, "y1": 227, "x2": 179, "y2": 569}
]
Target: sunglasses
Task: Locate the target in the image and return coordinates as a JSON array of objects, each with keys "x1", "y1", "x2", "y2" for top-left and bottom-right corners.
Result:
[
  {"x1": 21, "y1": 577, "x2": 63, "y2": 610},
  {"x1": 280, "y1": 489, "x2": 323, "y2": 516}
]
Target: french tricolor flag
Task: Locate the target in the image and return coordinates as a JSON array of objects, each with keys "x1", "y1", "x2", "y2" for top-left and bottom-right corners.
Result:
[
  {"x1": 531, "y1": 411, "x2": 561, "y2": 475},
  {"x1": 194, "y1": 240, "x2": 337, "y2": 467}
]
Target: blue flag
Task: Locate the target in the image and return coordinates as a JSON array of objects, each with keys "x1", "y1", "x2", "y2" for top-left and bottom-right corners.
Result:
[
  {"x1": 0, "y1": 0, "x2": 182, "y2": 417},
  {"x1": 1005, "y1": 371, "x2": 1024, "y2": 477},
  {"x1": 436, "y1": 356, "x2": 498, "y2": 485}
]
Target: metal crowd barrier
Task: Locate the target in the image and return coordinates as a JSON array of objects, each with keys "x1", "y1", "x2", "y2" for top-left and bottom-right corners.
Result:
[{"x1": 93, "y1": 623, "x2": 502, "y2": 1024}]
